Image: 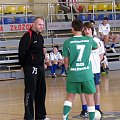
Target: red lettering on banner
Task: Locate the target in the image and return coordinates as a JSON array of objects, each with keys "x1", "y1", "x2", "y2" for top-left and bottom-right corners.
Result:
[
  {"x1": 22, "y1": 24, "x2": 25, "y2": 30},
  {"x1": 18, "y1": 24, "x2": 21, "y2": 30},
  {"x1": 29, "y1": 24, "x2": 33, "y2": 28},
  {"x1": 0, "y1": 26, "x2": 3, "y2": 31},
  {"x1": 26, "y1": 24, "x2": 30, "y2": 30},
  {"x1": 9, "y1": 23, "x2": 33, "y2": 32},
  {"x1": 14, "y1": 25, "x2": 17, "y2": 31},
  {"x1": 10, "y1": 25, "x2": 13, "y2": 31}
]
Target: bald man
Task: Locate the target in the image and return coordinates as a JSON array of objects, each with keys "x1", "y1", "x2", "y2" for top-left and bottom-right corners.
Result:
[{"x1": 19, "y1": 17, "x2": 48, "y2": 120}]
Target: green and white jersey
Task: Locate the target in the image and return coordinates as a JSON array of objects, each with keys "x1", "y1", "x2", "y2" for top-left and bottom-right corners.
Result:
[{"x1": 63, "y1": 36, "x2": 97, "y2": 82}]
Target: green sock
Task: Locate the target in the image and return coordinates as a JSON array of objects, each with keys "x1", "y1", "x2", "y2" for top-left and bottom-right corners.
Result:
[
  {"x1": 89, "y1": 112, "x2": 95, "y2": 120},
  {"x1": 88, "y1": 106, "x2": 95, "y2": 120},
  {"x1": 63, "y1": 101, "x2": 72, "y2": 120}
]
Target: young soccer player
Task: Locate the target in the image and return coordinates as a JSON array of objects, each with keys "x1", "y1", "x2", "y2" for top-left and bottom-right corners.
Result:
[
  {"x1": 79, "y1": 22, "x2": 105, "y2": 118},
  {"x1": 62, "y1": 19, "x2": 98, "y2": 120}
]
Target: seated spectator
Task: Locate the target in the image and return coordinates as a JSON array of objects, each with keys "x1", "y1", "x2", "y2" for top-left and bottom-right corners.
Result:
[
  {"x1": 76, "y1": 4, "x2": 87, "y2": 13},
  {"x1": 90, "y1": 20, "x2": 109, "y2": 73},
  {"x1": 43, "y1": 47, "x2": 52, "y2": 69},
  {"x1": 49, "y1": 45, "x2": 66, "y2": 78},
  {"x1": 98, "y1": 17, "x2": 119, "y2": 53},
  {"x1": 58, "y1": 0, "x2": 79, "y2": 21},
  {"x1": 43, "y1": 47, "x2": 54, "y2": 76}
]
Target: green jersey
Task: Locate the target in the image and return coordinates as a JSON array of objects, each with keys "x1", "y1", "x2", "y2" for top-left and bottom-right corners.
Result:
[{"x1": 63, "y1": 36, "x2": 97, "y2": 82}]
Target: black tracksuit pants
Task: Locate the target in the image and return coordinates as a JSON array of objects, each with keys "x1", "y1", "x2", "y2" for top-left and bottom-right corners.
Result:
[{"x1": 23, "y1": 65, "x2": 46, "y2": 120}]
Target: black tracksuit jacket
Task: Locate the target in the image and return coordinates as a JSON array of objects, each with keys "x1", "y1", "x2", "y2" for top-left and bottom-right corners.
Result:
[{"x1": 18, "y1": 28, "x2": 45, "y2": 67}]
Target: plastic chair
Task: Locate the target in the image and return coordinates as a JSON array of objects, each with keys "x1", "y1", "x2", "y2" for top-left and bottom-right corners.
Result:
[
  {"x1": 3, "y1": 17, "x2": 14, "y2": 24},
  {"x1": 117, "y1": 4, "x2": 120, "y2": 10},
  {"x1": 116, "y1": 13, "x2": 120, "y2": 20},
  {"x1": 87, "y1": 14, "x2": 92, "y2": 21},
  {"x1": 93, "y1": 14, "x2": 98, "y2": 21},
  {"x1": 4, "y1": 6, "x2": 17, "y2": 14},
  {"x1": 0, "y1": 18, "x2": 2, "y2": 24},
  {"x1": 77, "y1": 14, "x2": 86, "y2": 21},
  {"x1": 115, "y1": 4, "x2": 120, "y2": 11},
  {"x1": 108, "y1": 14, "x2": 114, "y2": 20},
  {"x1": 55, "y1": 4, "x2": 63, "y2": 14},
  {"x1": 94, "y1": 5, "x2": 98, "y2": 11},
  {"x1": 98, "y1": 14, "x2": 104, "y2": 20},
  {"x1": 88, "y1": 4, "x2": 93, "y2": 11},
  {"x1": 88, "y1": 4, "x2": 98, "y2": 12},
  {"x1": 97, "y1": 4, "x2": 108, "y2": 11},
  {"x1": 107, "y1": 4, "x2": 112, "y2": 11},
  {"x1": 15, "y1": 17, "x2": 26, "y2": 24},
  {"x1": 17, "y1": 5, "x2": 32, "y2": 14},
  {"x1": 27, "y1": 16, "x2": 35, "y2": 23}
]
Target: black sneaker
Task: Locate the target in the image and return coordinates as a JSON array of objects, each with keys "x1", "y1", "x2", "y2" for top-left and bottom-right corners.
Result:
[
  {"x1": 104, "y1": 67, "x2": 109, "y2": 74},
  {"x1": 52, "y1": 74, "x2": 57, "y2": 78},
  {"x1": 79, "y1": 110, "x2": 88, "y2": 118}
]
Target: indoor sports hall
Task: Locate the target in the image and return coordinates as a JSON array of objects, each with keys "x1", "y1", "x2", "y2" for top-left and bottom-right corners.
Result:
[{"x1": 0, "y1": 0, "x2": 120, "y2": 120}]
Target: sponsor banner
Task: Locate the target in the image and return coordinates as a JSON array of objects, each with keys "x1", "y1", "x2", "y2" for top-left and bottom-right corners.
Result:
[
  {"x1": 47, "y1": 20, "x2": 120, "y2": 30},
  {"x1": 47, "y1": 22, "x2": 72, "y2": 30},
  {"x1": 0, "y1": 23, "x2": 33, "y2": 32},
  {"x1": 0, "y1": 20, "x2": 120, "y2": 32}
]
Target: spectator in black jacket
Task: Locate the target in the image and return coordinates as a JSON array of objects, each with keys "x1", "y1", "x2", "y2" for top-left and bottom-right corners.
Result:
[{"x1": 19, "y1": 17, "x2": 49, "y2": 120}]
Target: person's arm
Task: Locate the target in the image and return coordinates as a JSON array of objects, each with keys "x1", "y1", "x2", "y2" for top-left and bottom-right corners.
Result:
[
  {"x1": 62, "y1": 40, "x2": 69, "y2": 72},
  {"x1": 64, "y1": 57, "x2": 69, "y2": 71},
  {"x1": 99, "y1": 40, "x2": 105, "y2": 61},
  {"x1": 72, "y1": 4, "x2": 79, "y2": 13},
  {"x1": 44, "y1": 53, "x2": 50, "y2": 63},
  {"x1": 49, "y1": 52, "x2": 58, "y2": 63},
  {"x1": 108, "y1": 24, "x2": 111, "y2": 34},
  {"x1": 18, "y1": 32, "x2": 31, "y2": 67},
  {"x1": 91, "y1": 38, "x2": 98, "y2": 50},
  {"x1": 58, "y1": 52, "x2": 63, "y2": 61},
  {"x1": 99, "y1": 54, "x2": 104, "y2": 62},
  {"x1": 98, "y1": 24, "x2": 104, "y2": 37}
]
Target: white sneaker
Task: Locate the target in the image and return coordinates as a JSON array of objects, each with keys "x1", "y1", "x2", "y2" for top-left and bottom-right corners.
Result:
[
  {"x1": 111, "y1": 47, "x2": 116, "y2": 53},
  {"x1": 61, "y1": 72, "x2": 66, "y2": 77}
]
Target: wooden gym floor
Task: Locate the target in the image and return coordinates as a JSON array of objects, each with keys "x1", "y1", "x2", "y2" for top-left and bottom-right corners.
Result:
[{"x1": 0, "y1": 70, "x2": 120, "y2": 120}]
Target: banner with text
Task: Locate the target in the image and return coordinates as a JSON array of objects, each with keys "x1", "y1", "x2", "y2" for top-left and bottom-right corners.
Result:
[
  {"x1": 47, "y1": 20, "x2": 120, "y2": 31},
  {"x1": 0, "y1": 23, "x2": 33, "y2": 32}
]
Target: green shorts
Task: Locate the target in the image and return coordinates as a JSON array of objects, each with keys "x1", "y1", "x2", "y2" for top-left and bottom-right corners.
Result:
[{"x1": 66, "y1": 80, "x2": 96, "y2": 94}]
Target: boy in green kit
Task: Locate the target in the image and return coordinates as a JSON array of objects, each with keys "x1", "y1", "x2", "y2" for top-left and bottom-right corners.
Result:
[{"x1": 62, "y1": 19, "x2": 98, "y2": 120}]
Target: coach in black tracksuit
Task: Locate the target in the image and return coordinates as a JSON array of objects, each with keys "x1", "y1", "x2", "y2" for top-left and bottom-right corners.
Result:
[{"x1": 19, "y1": 17, "x2": 47, "y2": 120}]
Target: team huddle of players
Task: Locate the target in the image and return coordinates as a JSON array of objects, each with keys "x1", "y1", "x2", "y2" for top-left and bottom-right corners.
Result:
[{"x1": 43, "y1": 17, "x2": 119, "y2": 120}]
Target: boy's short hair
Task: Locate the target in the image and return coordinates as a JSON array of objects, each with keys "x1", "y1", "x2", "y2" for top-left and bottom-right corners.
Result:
[
  {"x1": 71, "y1": 19, "x2": 83, "y2": 31},
  {"x1": 53, "y1": 45, "x2": 59, "y2": 50},
  {"x1": 103, "y1": 17, "x2": 108, "y2": 21},
  {"x1": 90, "y1": 20, "x2": 95, "y2": 24}
]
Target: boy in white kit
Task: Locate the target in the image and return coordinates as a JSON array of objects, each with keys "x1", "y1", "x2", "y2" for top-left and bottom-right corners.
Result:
[
  {"x1": 49, "y1": 45, "x2": 66, "y2": 78},
  {"x1": 99, "y1": 17, "x2": 119, "y2": 53},
  {"x1": 78, "y1": 22, "x2": 105, "y2": 118}
]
